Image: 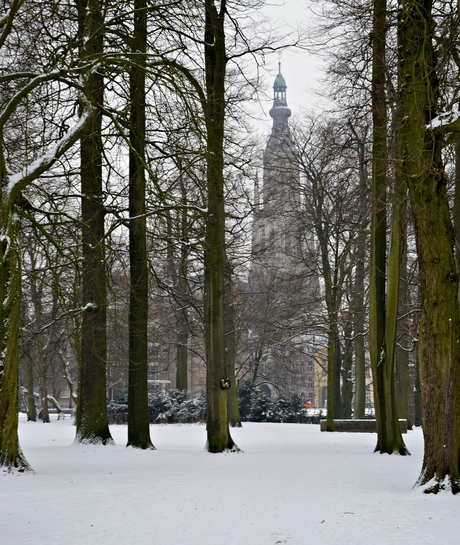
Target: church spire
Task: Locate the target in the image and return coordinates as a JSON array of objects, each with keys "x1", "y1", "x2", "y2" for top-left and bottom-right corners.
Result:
[
  {"x1": 268, "y1": 53, "x2": 292, "y2": 148},
  {"x1": 273, "y1": 53, "x2": 287, "y2": 107}
]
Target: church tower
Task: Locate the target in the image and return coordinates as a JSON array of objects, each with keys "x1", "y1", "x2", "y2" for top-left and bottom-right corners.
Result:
[{"x1": 251, "y1": 58, "x2": 301, "y2": 278}]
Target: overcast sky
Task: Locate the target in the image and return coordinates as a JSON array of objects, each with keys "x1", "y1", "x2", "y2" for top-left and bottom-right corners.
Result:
[{"x1": 252, "y1": 0, "x2": 328, "y2": 133}]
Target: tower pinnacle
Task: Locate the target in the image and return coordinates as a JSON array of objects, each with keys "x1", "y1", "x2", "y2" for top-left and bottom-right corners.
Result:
[
  {"x1": 273, "y1": 52, "x2": 287, "y2": 107},
  {"x1": 268, "y1": 54, "x2": 292, "y2": 147}
]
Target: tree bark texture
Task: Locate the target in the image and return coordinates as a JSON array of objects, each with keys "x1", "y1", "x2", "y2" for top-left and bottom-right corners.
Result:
[
  {"x1": 0, "y1": 180, "x2": 30, "y2": 469},
  {"x1": 127, "y1": 0, "x2": 154, "y2": 450},
  {"x1": 76, "y1": 0, "x2": 113, "y2": 444},
  {"x1": 369, "y1": 0, "x2": 408, "y2": 454},
  {"x1": 203, "y1": 0, "x2": 235, "y2": 452},
  {"x1": 399, "y1": 0, "x2": 460, "y2": 492}
]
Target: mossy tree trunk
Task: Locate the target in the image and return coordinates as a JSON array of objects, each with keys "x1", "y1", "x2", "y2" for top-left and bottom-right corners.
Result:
[
  {"x1": 75, "y1": 0, "x2": 113, "y2": 445},
  {"x1": 127, "y1": 0, "x2": 154, "y2": 450},
  {"x1": 369, "y1": 0, "x2": 408, "y2": 454},
  {"x1": 399, "y1": 0, "x2": 460, "y2": 492},
  {"x1": 454, "y1": 135, "x2": 460, "y2": 306},
  {"x1": 203, "y1": 0, "x2": 235, "y2": 452},
  {"x1": 0, "y1": 168, "x2": 30, "y2": 470}
]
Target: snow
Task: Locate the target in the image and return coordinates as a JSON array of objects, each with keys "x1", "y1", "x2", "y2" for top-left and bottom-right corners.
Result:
[
  {"x1": 6, "y1": 107, "x2": 91, "y2": 195},
  {"x1": 2, "y1": 416, "x2": 459, "y2": 544},
  {"x1": 426, "y1": 109, "x2": 460, "y2": 129}
]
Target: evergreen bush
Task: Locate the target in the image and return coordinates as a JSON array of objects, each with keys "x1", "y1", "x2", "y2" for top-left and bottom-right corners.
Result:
[
  {"x1": 107, "y1": 383, "x2": 323, "y2": 425},
  {"x1": 107, "y1": 388, "x2": 206, "y2": 424}
]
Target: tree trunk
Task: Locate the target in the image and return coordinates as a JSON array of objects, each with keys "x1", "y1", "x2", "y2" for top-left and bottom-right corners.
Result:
[
  {"x1": 352, "y1": 233, "x2": 366, "y2": 419},
  {"x1": 25, "y1": 360, "x2": 37, "y2": 421},
  {"x1": 203, "y1": 0, "x2": 235, "y2": 452},
  {"x1": 395, "y1": 233, "x2": 412, "y2": 429},
  {"x1": 176, "y1": 177, "x2": 189, "y2": 391},
  {"x1": 0, "y1": 168, "x2": 30, "y2": 469},
  {"x1": 352, "y1": 136, "x2": 368, "y2": 419},
  {"x1": 76, "y1": 0, "x2": 112, "y2": 445},
  {"x1": 126, "y1": 0, "x2": 154, "y2": 450},
  {"x1": 341, "y1": 316, "x2": 353, "y2": 419},
  {"x1": 225, "y1": 257, "x2": 242, "y2": 427},
  {"x1": 326, "y1": 323, "x2": 337, "y2": 430},
  {"x1": 38, "y1": 354, "x2": 50, "y2": 423},
  {"x1": 399, "y1": 0, "x2": 460, "y2": 492},
  {"x1": 369, "y1": 0, "x2": 408, "y2": 454},
  {"x1": 380, "y1": 162, "x2": 409, "y2": 454},
  {"x1": 454, "y1": 135, "x2": 460, "y2": 306}
]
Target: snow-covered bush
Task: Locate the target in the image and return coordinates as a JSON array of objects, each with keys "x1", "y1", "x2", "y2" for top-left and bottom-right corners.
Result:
[
  {"x1": 237, "y1": 382, "x2": 322, "y2": 424},
  {"x1": 107, "y1": 389, "x2": 206, "y2": 424}
]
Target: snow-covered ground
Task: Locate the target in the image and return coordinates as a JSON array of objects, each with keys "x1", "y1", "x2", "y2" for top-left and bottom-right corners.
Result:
[{"x1": 2, "y1": 416, "x2": 458, "y2": 545}]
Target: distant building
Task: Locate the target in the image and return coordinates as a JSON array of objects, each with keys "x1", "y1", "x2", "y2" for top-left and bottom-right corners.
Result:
[
  {"x1": 251, "y1": 59, "x2": 302, "y2": 278},
  {"x1": 247, "y1": 60, "x2": 319, "y2": 402}
]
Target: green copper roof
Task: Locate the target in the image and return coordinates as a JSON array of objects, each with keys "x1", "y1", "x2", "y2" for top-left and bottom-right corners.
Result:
[{"x1": 274, "y1": 71, "x2": 287, "y2": 89}]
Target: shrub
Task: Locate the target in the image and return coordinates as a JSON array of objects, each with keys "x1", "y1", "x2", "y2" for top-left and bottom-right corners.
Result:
[
  {"x1": 237, "y1": 382, "x2": 322, "y2": 424},
  {"x1": 107, "y1": 388, "x2": 206, "y2": 424}
]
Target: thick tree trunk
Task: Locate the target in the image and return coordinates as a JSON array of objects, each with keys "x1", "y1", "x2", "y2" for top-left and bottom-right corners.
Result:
[
  {"x1": 203, "y1": 0, "x2": 235, "y2": 452},
  {"x1": 399, "y1": 0, "x2": 460, "y2": 492},
  {"x1": 454, "y1": 135, "x2": 460, "y2": 306},
  {"x1": 76, "y1": 0, "x2": 112, "y2": 444},
  {"x1": 0, "y1": 173, "x2": 30, "y2": 469},
  {"x1": 369, "y1": 0, "x2": 408, "y2": 454},
  {"x1": 126, "y1": 0, "x2": 154, "y2": 450},
  {"x1": 369, "y1": 0, "x2": 389, "y2": 448}
]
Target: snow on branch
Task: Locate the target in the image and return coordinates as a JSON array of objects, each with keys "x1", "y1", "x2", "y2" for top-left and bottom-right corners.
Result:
[
  {"x1": 426, "y1": 109, "x2": 460, "y2": 135},
  {"x1": 6, "y1": 102, "x2": 92, "y2": 198}
]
